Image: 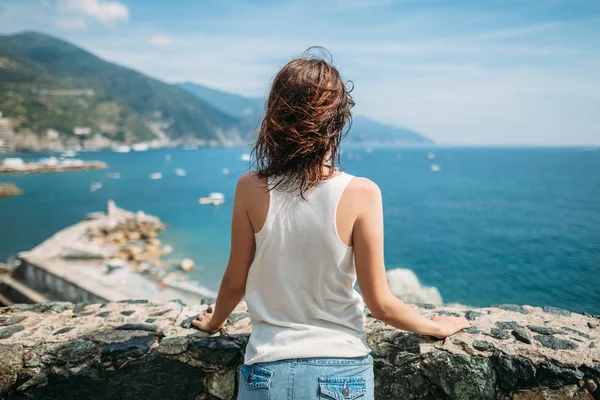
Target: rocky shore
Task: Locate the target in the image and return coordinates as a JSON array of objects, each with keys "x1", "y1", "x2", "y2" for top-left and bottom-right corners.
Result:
[
  {"x1": 84, "y1": 202, "x2": 195, "y2": 286},
  {"x1": 0, "y1": 183, "x2": 22, "y2": 198},
  {"x1": 0, "y1": 300, "x2": 598, "y2": 399}
]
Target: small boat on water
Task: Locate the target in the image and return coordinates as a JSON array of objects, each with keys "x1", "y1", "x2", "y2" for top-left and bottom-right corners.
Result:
[
  {"x1": 165, "y1": 154, "x2": 171, "y2": 161},
  {"x1": 199, "y1": 192, "x2": 224, "y2": 206},
  {"x1": 113, "y1": 145, "x2": 131, "y2": 153},
  {"x1": 427, "y1": 152, "x2": 436, "y2": 160},
  {"x1": 174, "y1": 168, "x2": 187, "y2": 177},
  {"x1": 132, "y1": 143, "x2": 149, "y2": 152},
  {"x1": 430, "y1": 164, "x2": 441, "y2": 172},
  {"x1": 149, "y1": 172, "x2": 163, "y2": 180},
  {"x1": 90, "y1": 182, "x2": 103, "y2": 192},
  {"x1": 240, "y1": 153, "x2": 251, "y2": 162},
  {"x1": 60, "y1": 150, "x2": 77, "y2": 157},
  {"x1": 106, "y1": 172, "x2": 121, "y2": 179},
  {"x1": 222, "y1": 168, "x2": 230, "y2": 175},
  {"x1": 365, "y1": 146, "x2": 373, "y2": 153}
]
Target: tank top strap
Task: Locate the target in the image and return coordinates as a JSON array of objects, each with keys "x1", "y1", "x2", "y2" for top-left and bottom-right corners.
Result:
[{"x1": 320, "y1": 171, "x2": 354, "y2": 201}]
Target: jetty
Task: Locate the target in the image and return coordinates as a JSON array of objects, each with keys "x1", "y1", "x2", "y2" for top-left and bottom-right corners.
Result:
[
  {"x1": 0, "y1": 157, "x2": 107, "y2": 174},
  {"x1": 0, "y1": 201, "x2": 215, "y2": 307}
]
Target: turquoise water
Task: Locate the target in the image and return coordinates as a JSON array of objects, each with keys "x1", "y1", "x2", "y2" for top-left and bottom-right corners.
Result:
[{"x1": 1, "y1": 147, "x2": 599, "y2": 313}]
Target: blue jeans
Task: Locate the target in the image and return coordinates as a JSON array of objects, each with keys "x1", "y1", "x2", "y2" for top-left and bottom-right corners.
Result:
[{"x1": 237, "y1": 355, "x2": 374, "y2": 399}]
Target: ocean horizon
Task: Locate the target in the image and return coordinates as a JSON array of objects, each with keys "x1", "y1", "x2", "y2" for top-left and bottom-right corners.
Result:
[{"x1": 1, "y1": 146, "x2": 598, "y2": 314}]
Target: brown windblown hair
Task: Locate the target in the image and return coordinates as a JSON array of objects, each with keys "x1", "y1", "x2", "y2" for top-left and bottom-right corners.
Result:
[{"x1": 252, "y1": 49, "x2": 354, "y2": 197}]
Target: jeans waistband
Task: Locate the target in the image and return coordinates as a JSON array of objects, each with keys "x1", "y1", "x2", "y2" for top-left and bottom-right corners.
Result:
[{"x1": 288, "y1": 354, "x2": 373, "y2": 366}]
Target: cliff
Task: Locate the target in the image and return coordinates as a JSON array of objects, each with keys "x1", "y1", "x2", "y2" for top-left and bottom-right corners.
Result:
[{"x1": 1, "y1": 301, "x2": 598, "y2": 399}]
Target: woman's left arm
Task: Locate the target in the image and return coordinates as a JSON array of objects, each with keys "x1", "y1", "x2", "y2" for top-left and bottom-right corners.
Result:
[{"x1": 192, "y1": 175, "x2": 256, "y2": 332}]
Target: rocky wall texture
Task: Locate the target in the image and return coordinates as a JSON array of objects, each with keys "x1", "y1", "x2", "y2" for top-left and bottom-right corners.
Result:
[{"x1": 0, "y1": 301, "x2": 599, "y2": 399}]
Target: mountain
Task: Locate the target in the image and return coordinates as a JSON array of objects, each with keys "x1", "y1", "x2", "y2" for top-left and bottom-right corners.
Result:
[
  {"x1": 176, "y1": 82, "x2": 265, "y2": 121},
  {"x1": 348, "y1": 116, "x2": 433, "y2": 145},
  {"x1": 176, "y1": 82, "x2": 433, "y2": 145},
  {"x1": 0, "y1": 31, "x2": 243, "y2": 150}
]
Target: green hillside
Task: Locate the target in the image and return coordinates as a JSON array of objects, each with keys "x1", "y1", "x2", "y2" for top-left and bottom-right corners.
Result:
[{"x1": 0, "y1": 31, "x2": 242, "y2": 145}]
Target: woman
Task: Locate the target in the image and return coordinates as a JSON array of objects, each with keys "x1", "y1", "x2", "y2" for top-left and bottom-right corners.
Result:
[{"x1": 192, "y1": 51, "x2": 470, "y2": 399}]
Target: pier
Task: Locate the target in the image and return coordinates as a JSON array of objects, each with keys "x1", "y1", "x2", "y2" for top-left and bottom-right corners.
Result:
[
  {"x1": 0, "y1": 158, "x2": 107, "y2": 174},
  {"x1": 0, "y1": 201, "x2": 215, "y2": 307}
]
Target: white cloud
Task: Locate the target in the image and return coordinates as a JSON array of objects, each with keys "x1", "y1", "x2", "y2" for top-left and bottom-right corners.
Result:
[
  {"x1": 62, "y1": 0, "x2": 129, "y2": 25},
  {"x1": 149, "y1": 35, "x2": 172, "y2": 48}
]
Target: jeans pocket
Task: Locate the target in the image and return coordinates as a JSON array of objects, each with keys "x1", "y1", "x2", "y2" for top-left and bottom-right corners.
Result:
[
  {"x1": 318, "y1": 376, "x2": 366, "y2": 400},
  {"x1": 238, "y1": 364, "x2": 273, "y2": 399}
]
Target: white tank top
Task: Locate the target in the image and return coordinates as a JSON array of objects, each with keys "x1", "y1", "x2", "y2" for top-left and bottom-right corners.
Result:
[{"x1": 244, "y1": 171, "x2": 371, "y2": 365}]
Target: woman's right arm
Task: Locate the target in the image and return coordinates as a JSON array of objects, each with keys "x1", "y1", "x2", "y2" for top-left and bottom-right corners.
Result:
[{"x1": 352, "y1": 178, "x2": 470, "y2": 339}]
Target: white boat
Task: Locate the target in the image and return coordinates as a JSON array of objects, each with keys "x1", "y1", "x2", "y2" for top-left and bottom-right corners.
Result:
[
  {"x1": 430, "y1": 164, "x2": 441, "y2": 172},
  {"x1": 106, "y1": 172, "x2": 121, "y2": 179},
  {"x1": 199, "y1": 192, "x2": 224, "y2": 206},
  {"x1": 174, "y1": 168, "x2": 187, "y2": 177},
  {"x1": 90, "y1": 182, "x2": 103, "y2": 192},
  {"x1": 427, "y1": 152, "x2": 436, "y2": 160},
  {"x1": 149, "y1": 172, "x2": 163, "y2": 180},
  {"x1": 165, "y1": 154, "x2": 171, "y2": 161},
  {"x1": 60, "y1": 150, "x2": 77, "y2": 157},
  {"x1": 365, "y1": 146, "x2": 373, "y2": 153},
  {"x1": 240, "y1": 153, "x2": 251, "y2": 162},
  {"x1": 132, "y1": 143, "x2": 149, "y2": 152},
  {"x1": 222, "y1": 168, "x2": 230, "y2": 175},
  {"x1": 113, "y1": 145, "x2": 131, "y2": 153}
]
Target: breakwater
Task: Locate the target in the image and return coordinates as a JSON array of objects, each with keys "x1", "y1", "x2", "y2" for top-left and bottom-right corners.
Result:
[
  {"x1": 0, "y1": 300, "x2": 598, "y2": 399},
  {"x1": 0, "y1": 160, "x2": 107, "y2": 174}
]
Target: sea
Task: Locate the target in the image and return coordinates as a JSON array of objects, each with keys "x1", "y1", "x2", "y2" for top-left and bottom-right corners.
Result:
[{"x1": 0, "y1": 147, "x2": 599, "y2": 314}]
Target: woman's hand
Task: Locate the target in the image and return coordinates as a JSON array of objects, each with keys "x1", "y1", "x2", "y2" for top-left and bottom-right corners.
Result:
[
  {"x1": 430, "y1": 315, "x2": 471, "y2": 339},
  {"x1": 191, "y1": 313, "x2": 226, "y2": 333}
]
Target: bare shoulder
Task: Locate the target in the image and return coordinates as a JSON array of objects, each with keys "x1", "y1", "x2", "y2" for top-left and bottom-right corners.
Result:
[
  {"x1": 346, "y1": 176, "x2": 382, "y2": 201},
  {"x1": 237, "y1": 171, "x2": 267, "y2": 189},
  {"x1": 236, "y1": 172, "x2": 269, "y2": 201}
]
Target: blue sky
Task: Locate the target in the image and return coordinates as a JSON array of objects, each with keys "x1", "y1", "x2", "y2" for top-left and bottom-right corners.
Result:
[{"x1": 1, "y1": 0, "x2": 599, "y2": 145}]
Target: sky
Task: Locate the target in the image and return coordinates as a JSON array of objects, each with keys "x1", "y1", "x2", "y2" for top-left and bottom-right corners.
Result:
[{"x1": 1, "y1": 0, "x2": 599, "y2": 145}]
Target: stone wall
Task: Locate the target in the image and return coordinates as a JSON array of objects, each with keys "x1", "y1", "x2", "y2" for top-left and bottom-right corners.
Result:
[{"x1": 0, "y1": 300, "x2": 598, "y2": 400}]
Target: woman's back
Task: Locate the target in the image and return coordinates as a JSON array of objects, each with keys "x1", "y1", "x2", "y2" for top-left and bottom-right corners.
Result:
[
  {"x1": 191, "y1": 49, "x2": 469, "y2": 399},
  {"x1": 244, "y1": 171, "x2": 370, "y2": 364}
]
